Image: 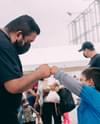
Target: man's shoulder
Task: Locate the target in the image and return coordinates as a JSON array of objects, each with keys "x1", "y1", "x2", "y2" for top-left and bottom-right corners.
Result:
[
  {"x1": 89, "y1": 54, "x2": 100, "y2": 67},
  {"x1": 0, "y1": 31, "x2": 13, "y2": 50},
  {"x1": 0, "y1": 30, "x2": 10, "y2": 46},
  {"x1": 95, "y1": 54, "x2": 100, "y2": 59},
  {"x1": 93, "y1": 54, "x2": 100, "y2": 62},
  {"x1": 0, "y1": 30, "x2": 8, "y2": 39}
]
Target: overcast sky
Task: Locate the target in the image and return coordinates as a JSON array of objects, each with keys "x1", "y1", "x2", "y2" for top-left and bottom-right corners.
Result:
[{"x1": 0, "y1": 0, "x2": 94, "y2": 65}]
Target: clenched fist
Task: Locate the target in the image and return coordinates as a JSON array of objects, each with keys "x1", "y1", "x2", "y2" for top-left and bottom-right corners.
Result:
[
  {"x1": 36, "y1": 64, "x2": 51, "y2": 79},
  {"x1": 50, "y1": 66, "x2": 59, "y2": 75}
]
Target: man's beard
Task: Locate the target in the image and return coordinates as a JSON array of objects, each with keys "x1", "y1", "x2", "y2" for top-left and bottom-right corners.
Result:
[
  {"x1": 16, "y1": 39, "x2": 26, "y2": 46},
  {"x1": 14, "y1": 40, "x2": 31, "y2": 55}
]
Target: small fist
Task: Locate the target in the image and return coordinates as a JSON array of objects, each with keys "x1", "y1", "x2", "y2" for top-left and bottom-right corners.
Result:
[{"x1": 50, "y1": 66, "x2": 59, "y2": 75}]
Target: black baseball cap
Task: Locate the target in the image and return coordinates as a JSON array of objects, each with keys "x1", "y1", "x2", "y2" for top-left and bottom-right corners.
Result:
[{"x1": 78, "y1": 41, "x2": 94, "y2": 52}]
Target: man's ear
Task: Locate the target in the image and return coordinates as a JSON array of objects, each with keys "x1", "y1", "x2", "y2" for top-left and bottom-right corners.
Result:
[{"x1": 16, "y1": 31, "x2": 23, "y2": 39}]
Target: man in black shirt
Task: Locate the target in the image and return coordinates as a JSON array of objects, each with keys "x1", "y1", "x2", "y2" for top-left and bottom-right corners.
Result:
[
  {"x1": 78, "y1": 41, "x2": 100, "y2": 67},
  {"x1": 0, "y1": 15, "x2": 50, "y2": 124}
]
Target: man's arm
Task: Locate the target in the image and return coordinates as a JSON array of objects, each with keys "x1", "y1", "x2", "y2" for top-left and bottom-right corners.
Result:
[{"x1": 4, "y1": 64, "x2": 50, "y2": 94}]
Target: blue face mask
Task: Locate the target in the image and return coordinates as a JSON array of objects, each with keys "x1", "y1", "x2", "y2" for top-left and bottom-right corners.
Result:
[{"x1": 14, "y1": 41, "x2": 31, "y2": 55}]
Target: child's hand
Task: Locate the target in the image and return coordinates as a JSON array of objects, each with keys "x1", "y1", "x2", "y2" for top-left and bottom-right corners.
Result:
[{"x1": 50, "y1": 66, "x2": 59, "y2": 74}]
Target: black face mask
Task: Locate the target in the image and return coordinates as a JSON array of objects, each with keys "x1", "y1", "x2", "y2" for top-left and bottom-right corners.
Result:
[{"x1": 14, "y1": 42, "x2": 31, "y2": 55}]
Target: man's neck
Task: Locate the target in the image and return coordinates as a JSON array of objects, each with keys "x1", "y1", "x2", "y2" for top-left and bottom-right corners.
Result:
[
  {"x1": 1, "y1": 27, "x2": 9, "y2": 38},
  {"x1": 2, "y1": 27, "x2": 16, "y2": 43}
]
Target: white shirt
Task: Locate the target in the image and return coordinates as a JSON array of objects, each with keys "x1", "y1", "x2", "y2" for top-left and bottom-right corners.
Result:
[{"x1": 44, "y1": 91, "x2": 60, "y2": 103}]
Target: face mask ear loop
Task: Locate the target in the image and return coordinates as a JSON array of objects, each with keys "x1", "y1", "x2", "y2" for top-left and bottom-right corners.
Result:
[{"x1": 22, "y1": 40, "x2": 25, "y2": 46}]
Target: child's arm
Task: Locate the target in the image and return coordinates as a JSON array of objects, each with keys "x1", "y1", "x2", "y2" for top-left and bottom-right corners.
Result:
[{"x1": 54, "y1": 70, "x2": 83, "y2": 96}]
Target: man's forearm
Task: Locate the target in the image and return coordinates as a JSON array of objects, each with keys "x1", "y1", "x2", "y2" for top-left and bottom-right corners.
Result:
[{"x1": 4, "y1": 70, "x2": 42, "y2": 94}]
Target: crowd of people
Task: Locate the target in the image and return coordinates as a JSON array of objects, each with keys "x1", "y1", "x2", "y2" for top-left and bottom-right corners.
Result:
[
  {"x1": 18, "y1": 77, "x2": 73, "y2": 124},
  {"x1": 0, "y1": 15, "x2": 100, "y2": 124}
]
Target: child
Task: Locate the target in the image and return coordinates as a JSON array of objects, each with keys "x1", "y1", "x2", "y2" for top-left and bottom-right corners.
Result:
[
  {"x1": 18, "y1": 93, "x2": 37, "y2": 124},
  {"x1": 51, "y1": 67, "x2": 100, "y2": 124},
  {"x1": 63, "y1": 112, "x2": 70, "y2": 124}
]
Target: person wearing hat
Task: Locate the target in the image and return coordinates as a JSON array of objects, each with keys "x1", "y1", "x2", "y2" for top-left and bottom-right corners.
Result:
[{"x1": 78, "y1": 41, "x2": 100, "y2": 67}]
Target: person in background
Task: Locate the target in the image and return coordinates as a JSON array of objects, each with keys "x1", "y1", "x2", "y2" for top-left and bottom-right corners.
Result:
[
  {"x1": 34, "y1": 79, "x2": 51, "y2": 124},
  {"x1": 63, "y1": 112, "x2": 70, "y2": 124},
  {"x1": 51, "y1": 66, "x2": 100, "y2": 124},
  {"x1": 0, "y1": 15, "x2": 50, "y2": 124},
  {"x1": 18, "y1": 93, "x2": 36, "y2": 124},
  {"x1": 78, "y1": 41, "x2": 100, "y2": 67},
  {"x1": 27, "y1": 82, "x2": 38, "y2": 107},
  {"x1": 58, "y1": 85, "x2": 70, "y2": 124},
  {"x1": 41, "y1": 77, "x2": 61, "y2": 124}
]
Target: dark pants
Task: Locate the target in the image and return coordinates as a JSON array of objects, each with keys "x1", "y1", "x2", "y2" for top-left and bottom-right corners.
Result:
[{"x1": 41, "y1": 102, "x2": 61, "y2": 124}]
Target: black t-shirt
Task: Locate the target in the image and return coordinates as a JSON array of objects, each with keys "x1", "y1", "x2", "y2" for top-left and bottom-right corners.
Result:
[
  {"x1": 0, "y1": 31, "x2": 23, "y2": 123},
  {"x1": 89, "y1": 54, "x2": 100, "y2": 68}
]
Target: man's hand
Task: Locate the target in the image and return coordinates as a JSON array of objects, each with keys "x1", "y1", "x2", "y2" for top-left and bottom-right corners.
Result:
[
  {"x1": 36, "y1": 64, "x2": 51, "y2": 79},
  {"x1": 4, "y1": 64, "x2": 51, "y2": 94},
  {"x1": 50, "y1": 66, "x2": 59, "y2": 75}
]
